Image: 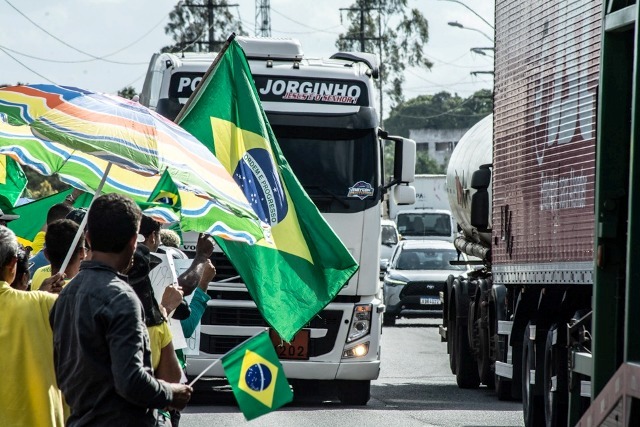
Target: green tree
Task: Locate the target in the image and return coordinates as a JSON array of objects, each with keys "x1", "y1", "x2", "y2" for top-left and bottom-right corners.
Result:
[
  {"x1": 384, "y1": 89, "x2": 493, "y2": 137},
  {"x1": 415, "y1": 150, "x2": 444, "y2": 174},
  {"x1": 383, "y1": 143, "x2": 444, "y2": 185},
  {"x1": 336, "y1": 0, "x2": 432, "y2": 109},
  {"x1": 23, "y1": 168, "x2": 69, "y2": 199},
  {"x1": 162, "y1": 1, "x2": 246, "y2": 53},
  {"x1": 118, "y1": 86, "x2": 137, "y2": 100}
]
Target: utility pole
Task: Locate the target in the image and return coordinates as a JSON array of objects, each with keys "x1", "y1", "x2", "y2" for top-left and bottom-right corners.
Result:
[
  {"x1": 339, "y1": 1, "x2": 380, "y2": 52},
  {"x1": 186, "y1": 1, "x2": 239, "y2": 52},
  {"x1": 208, "y1": 0, "x2": 214, "y2": 52},
  {"x1": 339, "y1": 1, "x2": 383, "y2": 124},
  {"x1": 255, "y1": 0, "x2": 271, "y2": 37}
]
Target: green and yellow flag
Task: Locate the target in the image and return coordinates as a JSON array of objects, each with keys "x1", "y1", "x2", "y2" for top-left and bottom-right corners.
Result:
[
  {"x1": 140, "y1": 169, "x2": 181, "y2": 224},
  {"x1": 221, "y1": 332, "x2": 293, "y2": 420},
  {"x1": 178, "y1": 39, "x2": 359, "y2": 342},
  {"x1": 0, "y1": 155, "x2": 27, "y2": 210}
]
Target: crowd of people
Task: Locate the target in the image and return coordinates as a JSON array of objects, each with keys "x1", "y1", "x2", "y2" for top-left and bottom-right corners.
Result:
[{"x1": 0, "y1": 193, "x2": 217, "y2": 427}]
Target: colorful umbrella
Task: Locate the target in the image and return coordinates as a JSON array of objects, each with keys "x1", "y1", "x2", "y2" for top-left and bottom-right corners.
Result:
[{"x1": 0, "y1": 84, "x2": 266, "y2": 244}]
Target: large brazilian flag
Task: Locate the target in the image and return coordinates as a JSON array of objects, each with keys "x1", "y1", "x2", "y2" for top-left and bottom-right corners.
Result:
[
  {"x1": 178, "y1": 39, "x2": 359, "y2": 342},
  {"x1": 221, "y1": 331, "x2": 293, "y2": 420}
]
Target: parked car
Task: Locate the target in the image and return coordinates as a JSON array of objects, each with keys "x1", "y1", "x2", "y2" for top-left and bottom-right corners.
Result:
[
  {"x1": 379, "y1": 219, "x2": 400, "y2": 279},
  {"x1": 382, "y1": 239, "x2": 470, "y2": 326}
]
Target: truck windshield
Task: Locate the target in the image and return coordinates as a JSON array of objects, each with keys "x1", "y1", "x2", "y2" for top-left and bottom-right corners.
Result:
[
  {"x1": 397, "y1": 212, "x2": 451, "y2": 237},
  {"x1": 272, "y1": 125, "x2": 378, "y2": 213}
]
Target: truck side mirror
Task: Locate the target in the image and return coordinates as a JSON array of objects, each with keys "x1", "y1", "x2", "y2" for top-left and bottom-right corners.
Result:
[
  {"x1": 378, "y1": 130, "x2": 416, "y2": 187},
  {"x1": 393, "y1": 185, "x2": 415, "y2": 205},
  {"x1": 394, "y1": 138, "x2": 416, "y2": 184},
  {"x1": 470, "y1": 165, "x2": 492, "y2": 231}
]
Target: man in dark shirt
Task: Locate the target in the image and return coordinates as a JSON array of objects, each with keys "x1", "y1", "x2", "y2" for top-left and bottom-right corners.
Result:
[{"x1": 50, "y1": 193, "x2": 192, "y2": 427}]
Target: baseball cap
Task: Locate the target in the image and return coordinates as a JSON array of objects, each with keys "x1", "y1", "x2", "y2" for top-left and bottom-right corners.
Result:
[{"x1": 0, "y1": 208, "x2": 19, "y2": 223}]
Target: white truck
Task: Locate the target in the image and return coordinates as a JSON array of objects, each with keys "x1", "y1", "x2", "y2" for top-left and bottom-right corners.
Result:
[
  {"x1": 139, "y1": 36, "x2": 416, "y2": 404},
  {"x1": 387, "y1": 174, "x2": 448, "y2": 220},
  {"x1": 387, "y1": 174, "x2": 455, "y2": 242}
]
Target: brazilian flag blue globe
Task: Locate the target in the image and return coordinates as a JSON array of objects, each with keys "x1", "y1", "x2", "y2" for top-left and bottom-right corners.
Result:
[{"x1": 221, "y1": 332, "x2": 293, "y2": 420}]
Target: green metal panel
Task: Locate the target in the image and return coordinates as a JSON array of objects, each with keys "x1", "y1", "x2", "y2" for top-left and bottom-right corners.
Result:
[
  {"x1": 626, "y1": 3, "x2": 640, "y2": 365},
  {"x1": 592, "y1": 0, "x2": 634, "y2": 407}
]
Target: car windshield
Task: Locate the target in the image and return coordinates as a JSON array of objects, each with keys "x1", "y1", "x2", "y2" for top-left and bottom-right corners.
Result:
[{"x1": 395, "y1": 248, "x2": 466, "y2": 271}]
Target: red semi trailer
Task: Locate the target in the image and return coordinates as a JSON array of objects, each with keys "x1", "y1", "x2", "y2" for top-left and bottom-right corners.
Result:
[{"x1": 440, "y1": 1, "x2": 640, "y2": 425}]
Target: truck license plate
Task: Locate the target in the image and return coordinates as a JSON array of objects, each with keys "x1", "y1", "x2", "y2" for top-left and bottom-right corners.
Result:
[
  {"x1": 269, "y1": 328, "x2": 310, "y2": 360},
  {"x1": 420, "y1": 297, "x2": 440, "y2": 305}
]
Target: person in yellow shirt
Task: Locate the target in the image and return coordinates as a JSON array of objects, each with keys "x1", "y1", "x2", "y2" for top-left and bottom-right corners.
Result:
[
  {"x1": 31, "y1": 219, "x2": 87, "y2": 292},
  {"x1": 29, "y1": 202, "x2": 74, "y2": 255},
  {"x1": 0, "y1": 225, "x2": 66, "y2": 427}
]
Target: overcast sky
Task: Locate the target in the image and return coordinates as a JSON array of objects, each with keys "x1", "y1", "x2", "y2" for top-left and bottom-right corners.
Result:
[{"x1": 0, "y1": 0, "x2": 494, "y2": 118}]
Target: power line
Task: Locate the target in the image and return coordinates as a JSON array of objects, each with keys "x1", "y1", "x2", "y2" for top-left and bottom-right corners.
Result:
[
  {"x1": 169, "y1": 19, "x2": 218, "y2": 53},
  {"x1": 271, "y1": 26, "x2": 344, "y2": 35},
  {"x1": 271, "y1": 7, "x2": 342, "y2": 34},
  {"x1": 3, "y1": 0, "x2": 173, "y2": 64},
  {"x1": 120, "y1": 72, "x2": 147, "y2": 90},
  {"x1": 389, "y1": 95, "x2": 487, "y2": 120},
  {"x1": 0, "y1": 46, "x2": 57, "y2": 84},
  {"x1": 0, "y1": 45, "x2": 148, "y2": 65}
]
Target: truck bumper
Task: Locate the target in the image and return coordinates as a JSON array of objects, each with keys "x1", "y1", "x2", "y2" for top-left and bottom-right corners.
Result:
[{"x1": 186, "y1": 355, "x2": 381, "y2": 381}]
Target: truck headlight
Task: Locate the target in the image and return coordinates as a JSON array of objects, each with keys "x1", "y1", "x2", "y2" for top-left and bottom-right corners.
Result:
[
  {"x1": 384, "y1": 277, "x2": 408, "y2": 287},
  {"x1": 343, "y1": 342, "x2": 369, "y2": 358},
  {"x1": 347, "y1": 304, "x2": 372, "y2": 343}
]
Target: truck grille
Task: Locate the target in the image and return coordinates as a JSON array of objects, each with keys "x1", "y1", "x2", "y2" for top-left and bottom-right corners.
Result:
[
  {"x1": 199, "y1": 309, "x2": 344, "y2": 357},
  {"x1": 184, "y1": 249, "x2": 348, "y2": 357}
]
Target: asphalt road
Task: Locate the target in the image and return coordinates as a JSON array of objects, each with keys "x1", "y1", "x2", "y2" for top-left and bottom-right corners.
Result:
[{"x1": 180, "y1": 318, "x2": 524, "y2": 427}]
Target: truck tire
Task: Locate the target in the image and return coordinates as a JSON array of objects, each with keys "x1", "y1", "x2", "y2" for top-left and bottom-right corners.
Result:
[
  {"x1": 337, "y1": 380, "x2": 371, "y2": 406},
  {"x1": 475, "y1": 287, "x2": 494, "y2": 388},
  {"x1": 455, "y1": 317, "x2": 480, "y2": 389},
  {"x1": 544, "y1": 326, "x2": 568, "y2": 427},
  {"x1": 522, "y1": 323, "x2": 544, "y2": 427},
  {"x1": 448, "y1": 298, "x2": 457, "y2": 375},
  {"x1": 383, "y1": 313, "x2": 396, "y2": 326}
]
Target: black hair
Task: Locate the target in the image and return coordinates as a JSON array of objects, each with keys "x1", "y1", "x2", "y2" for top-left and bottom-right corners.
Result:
[
  {"x1": 45, "y1": 219, "x2": 84, "y2": 270},
  {"x1": 87, "y1": 194, "x2": 141, "y2": 253},
  {"x1": 65, "y1": 208, "x2": 87, "y2": 225},
  {"x1": 139, "y1": 215, "x2": 161, "y2": 238},
  {"x1": 47, "y1": 203, "x2": 73, "y2": 224}
]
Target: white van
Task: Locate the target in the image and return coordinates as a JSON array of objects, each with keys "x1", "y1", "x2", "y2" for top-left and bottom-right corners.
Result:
[
  {"x1": 379, "y1": 219, "x2": 400, "y2": 277},
  {"x1": 395, "y1": 208, "x2": 455, "y2": 242}
]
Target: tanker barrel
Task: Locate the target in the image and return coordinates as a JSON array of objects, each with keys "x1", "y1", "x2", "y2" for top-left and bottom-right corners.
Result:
[{"x1": 454, "y1": 236, "x2": 491, "y2": 263}]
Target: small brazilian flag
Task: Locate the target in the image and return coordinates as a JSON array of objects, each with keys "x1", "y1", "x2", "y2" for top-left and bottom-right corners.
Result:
[
  {"x1": 140, "y1": 169, "x2": 181, "y2": 224},
  {"x1": 221, "y1": 332, "x2": 293, "y2": 420}
]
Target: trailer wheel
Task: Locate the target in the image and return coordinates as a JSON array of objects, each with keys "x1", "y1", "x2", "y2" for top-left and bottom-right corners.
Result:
[
  {"x1": 544, "y1": 326, "x2": 568, "y2": 427},
  {"x1": 455, "y1": 316, "x2": 480, "y2": 389},
  {"x1": 522, "y1": 323, "x2": 544, "y2": 426},
  {"x1": 448, "y1": 293, "x2": 457, "y2": 374},
  {"x1": 337, "y1": 380, "x2": 371, "y2": 406},
  {"x1": 476, "y1": 291, "x2": 494, "y2": 388}
]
